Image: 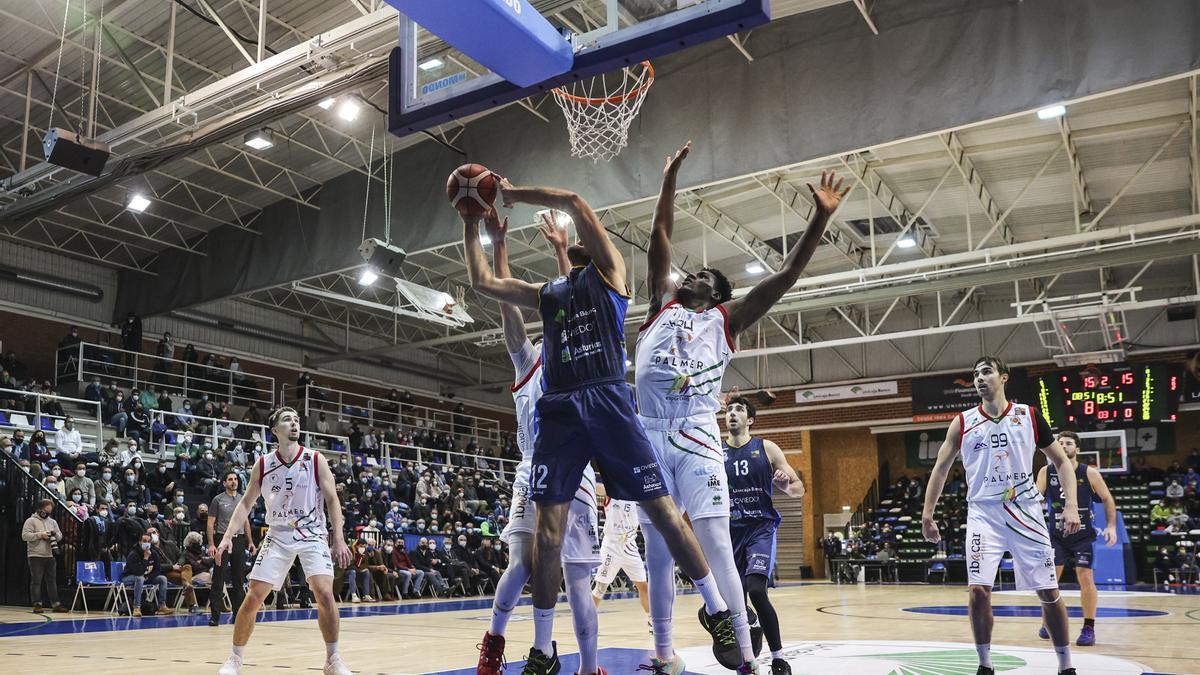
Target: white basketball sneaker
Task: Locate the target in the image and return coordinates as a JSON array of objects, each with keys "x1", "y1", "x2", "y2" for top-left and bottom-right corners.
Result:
[
  {"x1": 217, "y1": 654, "x2": 243, "y2": 675},
  {"x1": 324, "y1": 653, "x2": 352, "y2": 675}
]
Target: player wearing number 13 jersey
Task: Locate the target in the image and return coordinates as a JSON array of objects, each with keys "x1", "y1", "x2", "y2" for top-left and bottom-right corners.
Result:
[{"x1": 921, "y1": 356, "x2": 1082, "y2": 675}]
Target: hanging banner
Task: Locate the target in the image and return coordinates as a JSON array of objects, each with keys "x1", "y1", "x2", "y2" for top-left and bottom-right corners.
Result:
[
  {"x1": 911, "y1": 369, "x2": 1031, "y2": 422},
  {"x1": 794, "y1": 381, "x2": 898, "y2": 404}
]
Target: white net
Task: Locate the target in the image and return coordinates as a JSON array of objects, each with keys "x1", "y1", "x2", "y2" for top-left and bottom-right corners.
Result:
[{"x1": 551, "y1": 61, "x2": 654, "y2": 162}]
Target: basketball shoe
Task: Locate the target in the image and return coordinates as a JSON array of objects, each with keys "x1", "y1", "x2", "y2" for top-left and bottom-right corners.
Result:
[
  {"x1": 218, "y1": 654, "x2": 243, "y2": 675},
  {"x1": 1076, "y1": 624, "x2": 1096, "y2": 646},
  {"x1": 771, "y1": 658, "x2": 792, "y2": 675},
  {"x1": 520, "y1": 642, "x2": 560, "y2": 675},
  {"x1": 323, "y1": 654, "x2": 352, "y2": 675},
  {"x1": 697, "y1": 606, "x2": 741, "y2": 668},
  {"x1": 636, "y1": 653, "x2": 686, "y2": 674},
  {"x1": 476, "y1": 631, "x2": 506, "y2": 675}
]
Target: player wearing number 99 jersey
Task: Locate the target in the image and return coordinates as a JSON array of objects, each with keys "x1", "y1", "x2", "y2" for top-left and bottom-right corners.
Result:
[{"x1": 921, "y1": 356, "x2": 1083, "y2": 675}]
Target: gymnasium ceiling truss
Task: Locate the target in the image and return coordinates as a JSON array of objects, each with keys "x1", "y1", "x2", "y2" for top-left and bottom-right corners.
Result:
[{"x1": 1, "y1": 1, "x2": 1198, "y2": 392}]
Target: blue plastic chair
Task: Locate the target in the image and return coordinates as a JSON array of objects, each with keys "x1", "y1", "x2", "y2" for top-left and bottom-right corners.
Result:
[
  {"x1": 70, "y1": 560, "x2": 124, "y2": 614},
  {"x1": 998, "y1": 557, "x2": 1015, "y2": 584},
  {"x1": 926, "y1": 560, "x2": 947, "y2": 583},
  {"x1": 0, "y1": 411, "x2": 9, "y2": 426},
  {"x1": 40, "y1": 417, "x2": 56, "y2": 431}
]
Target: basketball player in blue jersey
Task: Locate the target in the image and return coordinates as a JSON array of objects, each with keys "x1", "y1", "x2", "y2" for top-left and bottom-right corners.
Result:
[
  {"x1": 460, "y1": 182, "x2": 736, "y2": 675},
  {"x1": 634, "y1": 142, "x2": 846, "y2": 673},
  {"x1": 723, "y1": 396, "x2": 804, "y2": 675},
  {"x1": 1035, "y1": 430, "x2": 1118, "y2": 647},
  {"x1": 475, "y1": 209, "x2": 605, "y2": 675},
  {"x1": 922, "y1": 356, "x2": 1081, "y2": 675}
]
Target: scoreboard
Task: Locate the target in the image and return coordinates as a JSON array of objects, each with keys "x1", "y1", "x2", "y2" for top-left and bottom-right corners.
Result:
[{"x1": 1033, "y1": 363, "x2": 1180, "y2": 430}]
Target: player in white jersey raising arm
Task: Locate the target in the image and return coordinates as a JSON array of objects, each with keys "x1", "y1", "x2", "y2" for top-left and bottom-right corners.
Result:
[
  {"x1": 634, "y1": 141, "x2": 847, "y2": 673},
  {"x1": 215, "y1": 407, "x2": 352, "y2": 675},
  {"x1": 921, "y1": 356, "x2": 1081, "y2": 675},
  {"x1": 474, "y1": 209, "x2": 604, "y2": 675},
  {"x1": 591, "y1": 489, "x2": 650, "y2": 625}
]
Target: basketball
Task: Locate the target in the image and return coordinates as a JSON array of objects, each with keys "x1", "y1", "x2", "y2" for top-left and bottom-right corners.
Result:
[{"x1": 445, "y1": 163, "x2": 498, "y2": 217}]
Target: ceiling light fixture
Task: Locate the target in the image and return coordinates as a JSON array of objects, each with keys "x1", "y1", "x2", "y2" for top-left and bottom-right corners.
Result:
[
  {"x1": 127, "y1": 194, "x2": 151, "y2": 212},
  {"x1": 418, "y1": 58, "x2": 445, "y2": 71},
  {"x1": 318, "y1": 97, "x2": 336, "y2": 110},
  {"x1": 896, "y1": 236, "x2": 917, "y2": 249},
  {"x1": 358, "y1": 268, "x2": 379, "y2": 286},
  {"x1": 243, "y1": 128, "x2": 274, "y2": 150},
  {"x1": 1037, "y1": 105, "x2": 1066, "y2": 120},
  {"x1": 337, "y1": 98, "x2": 361, "y2": 121},
  {"x1": 745, "y1": 262, "x2": 765, "y2": 274}
]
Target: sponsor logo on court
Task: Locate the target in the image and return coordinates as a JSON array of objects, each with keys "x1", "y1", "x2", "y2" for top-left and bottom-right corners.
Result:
[{"x1": 676, "y1": 640, "x2": 1148, "y2": 674}]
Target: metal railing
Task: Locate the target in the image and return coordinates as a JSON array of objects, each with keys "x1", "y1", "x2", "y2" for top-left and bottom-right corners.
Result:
[
  {"x1": 58, "y1": 341, "x2": 276, "y2": 410},
  {"x1": 0, "y1": 387, "x2": 104, "y2": 458},
  {"x1": 138, "y1": 409, "x2": 350, "y2": 466},
  {"x1": 282, "y1": 383, "x2": 502, "y2": 446},
  {"x1": 0, "y1": 449, "x2": 84, "y2": 605},
  {"x1": 378, "y1": 442, "x2": 519, "y2": 488}
]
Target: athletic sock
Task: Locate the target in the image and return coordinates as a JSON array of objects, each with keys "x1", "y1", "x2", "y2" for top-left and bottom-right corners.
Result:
[
  {"x1": 325, "y1": 642, "x2": 338, "y2": 658},
  {"x1": 690, "y1": 516, "x2": 753, "y2": 660},
  {"x1": 564, "y1": 562, "x2": 598, "y2": 674},
  {"x1": 691, "y1": 572, "x2": 728, "y2": 615},
  {"x1": 1054, "y1": 645, "x2": 1072, "y2": 670},
  {"x1": 231, "y1": 645, "x2": 245, "y2": 658},
  {"x1": 771, "y1": 649, "x2": 783, "y2": 660},
  {"x1": 1083, "y1": 618, "x2": 1095, "y2": 628},
  {"x1": 652, "y1": 616, "x2": 674, "y2": 661},
  {"x1": 533, "y1": 607, "x2": 555, "y2": 656},
  {"x1": 490, "y1": 534, "x2": 531, "y2": 636},
  {"x1": 644, "y1": 521, "x2": 677, "y2": 661},
  {"x1": 975, "y1": 643, "x2": 992, "y2": 668}
]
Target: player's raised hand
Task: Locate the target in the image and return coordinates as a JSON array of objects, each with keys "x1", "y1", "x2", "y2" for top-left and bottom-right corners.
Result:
[
  {"x1": 807, "y1": 170, "x2": 851, "y2": 216},
  {"x1": 1060, "y1": 503, "x2": 1082, "y2": 536},
  {"x1": 483, "y1": 207, "x2": 508, "y2": 244},
  {"x1": 497, "y1": 175, "x2": 517, "y2": 208},
  {"x1": 538, "y1": 211, "x2": 568, "y2": 251},
  {"x1": 921, "y1": 515, "x2": 941, "y2": 544},
  {"x1": 663, "y1": 140, "x2": 691, "y2": 177},
  {"x1": 331, "y1": 539, "x2": 351, "y2": 568}
]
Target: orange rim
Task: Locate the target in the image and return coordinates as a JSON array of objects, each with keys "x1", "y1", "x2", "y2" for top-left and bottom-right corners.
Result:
[{"x1": 552, "y1": 61, "x2": 654, "y2": 105}]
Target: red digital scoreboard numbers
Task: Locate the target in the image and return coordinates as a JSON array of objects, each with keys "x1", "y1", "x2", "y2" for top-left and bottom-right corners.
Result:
[{"x1": 1034, "y1": 363, "x2": 1180, "y2": 430}]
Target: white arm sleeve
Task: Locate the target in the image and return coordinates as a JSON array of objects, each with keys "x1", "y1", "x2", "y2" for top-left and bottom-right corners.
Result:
[{"x1": 508, "y1": 340, "x2": 539, "y2": 381}]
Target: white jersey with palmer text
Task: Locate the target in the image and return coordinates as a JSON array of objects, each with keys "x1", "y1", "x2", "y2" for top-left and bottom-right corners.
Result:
[
  {"x1": 257, "y1": 446, "x2": 327, "y2": 543},
  {"x1": 634, "y1": 301, "x2": 734, "y2": 425},
  {"x1": 960, "y1": 402, "x2": 1049, "y2": 504},
  {"x1": 504, "y1": 342, "x2": 599, "y2": 563}
]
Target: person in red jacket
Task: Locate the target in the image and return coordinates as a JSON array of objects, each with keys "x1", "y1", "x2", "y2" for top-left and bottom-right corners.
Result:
[{"x1": 383, "y1": 539, "x2": 425, "y2": 599}]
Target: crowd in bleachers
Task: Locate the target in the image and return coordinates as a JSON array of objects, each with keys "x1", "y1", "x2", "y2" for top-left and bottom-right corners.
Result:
[{"x1": 2, "y1": 327, "x2": 532, "y2": 613}]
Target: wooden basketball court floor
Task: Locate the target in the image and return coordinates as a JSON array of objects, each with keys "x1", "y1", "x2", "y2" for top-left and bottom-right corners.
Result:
[{"x1": 1, "y1": 583, "x2": 1196, "y2": 674}]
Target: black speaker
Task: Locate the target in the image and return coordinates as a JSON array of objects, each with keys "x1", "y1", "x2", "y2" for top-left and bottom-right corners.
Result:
[
  {"x1": 1167, "y1": 305, "x2": 1196, "y2": 322},
  {"x1": 42, "y1": 127, "x2": 111, "y2": 177}
]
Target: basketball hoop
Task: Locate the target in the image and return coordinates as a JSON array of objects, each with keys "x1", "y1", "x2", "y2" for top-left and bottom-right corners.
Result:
[{"x1": 551, "y1": 61, "x2": 654, "y2": 162}]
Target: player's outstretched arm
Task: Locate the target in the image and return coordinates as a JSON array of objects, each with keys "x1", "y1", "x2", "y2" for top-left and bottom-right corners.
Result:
[
  {"x1": 1087, "y1": 465, "x2": 1119, "y2": 545},
  {"x1": 317, "y1": 452, "x2": 351, "y2": 567},
  {"x1": 498, "y1": 179, "x2": 626, "y2": 295},
  {"x1": 724, "y1": 170, "x2": 849, "y2": 337},
  {"x1": 485, "y1": 209, "x2": 532, "y2": 355},
  {"x1": 921, "y1": 415, "x2": 962, "y2": 543},
  {"x1": 648, "y1": 141, "x2": 690, "y2": 315},
  {"x1": 763, "y1": 439, "x2": 804, "y2": 497},
  {"x1": 463, "y1": 209, "x2": 541, "y2": 310},
  {"x1": 215, "y1": 459, "x2": 263, "y2": 564},
  {"x1": 1042, "y1": 440, "x2": 1081, "y2": 536}
]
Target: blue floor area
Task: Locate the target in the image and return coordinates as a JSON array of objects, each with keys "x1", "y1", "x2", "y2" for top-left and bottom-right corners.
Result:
[
  {"x1": 904, "y1": 605, "x2": 1169, "y2": 618},
  {"x1": 429, "y1": 647, "x2": 669, "y2": 674}
]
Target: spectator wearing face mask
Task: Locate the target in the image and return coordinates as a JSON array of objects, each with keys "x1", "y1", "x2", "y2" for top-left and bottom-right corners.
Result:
[
  {"x1": 364, "y1": 541, "x2": 396, "y2": 601},
  {"x1": 64, "y1": 462, "x2": 95, "y2": 508},
  {"x1": 174, "y1": 431, "x2": 198, "y2": 477},
  {"x1": 44, "y1": 466, "x2": 67, "y2": 499},
  {"x1": 165, "y1": 496, "x2": 190, "y2": 546},
  {"x1": 23, "y1": 499, "x2": 68, "y2": 613},
  {"x1": 122, "y1": 533, "x2": 172, "y2": 616},
  {"x1": 127, "y1": 403, "x2": 150, "y2": 443},
  {"x1": 473, "y1": 537, "x2": 503, "y2": 590},
  {"x1": 95, "y1": 467, "x2": 120, "y2": 504},
  {"x1": 384, "y1": 540, "x2": 424, "y2": 599},
  {"x1": 120, "y1": 467, "x2": 149, "y2": 504},
  {"x1": 438, "y1": 537, "x2": 474, "y2": 595},
  {"x1": 115, "y1": 501, "x2": 148, "y2": 554},
  {"x1": 54, "y1": 415, "x2": 83, "y2": 464},
  {"x1": 149, "y1": 525, "x2": 200, "y2": 614},
  {"x1": 146, "y1": 461, "x2": 176, "y2": 504},
  {"x1": 181, "y1": 531, "x2": 212, "y2": 586},
  {"x1": 118, "y1": 438, "x2": 141, "y2": 468},
  {"x1": 345, "y1": 539, "x2": 376, "y2": 603},
  {"x1": 104, "y1": 390, "x2": 129, "y2": 437},
  {"x1": 66, "y1": 487, "x2": 90, "y2": 519},
  {"x1": 195, "y1": 448, "x2": 221, "y2": 494},
  {"x1": 410, "y1": 537, "x2": 449, "y2": 596},
  {"x1": 451, "y1": 534, "x2": 485, "y2": 594},
  {"x1": 80, "y1": 501, "x2": 114, "y2": 561},
  {"x1": 28, "y1": 431, "x2": 52, "y2": 470}
]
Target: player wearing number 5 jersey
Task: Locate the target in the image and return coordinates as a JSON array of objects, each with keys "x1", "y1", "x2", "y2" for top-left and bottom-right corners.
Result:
[
  {"x1": 921, "y1": 356, "x2": 1081, "y2": 675},
  {"x1": 216, "y1": 407, "x2": 352, "y2": 675}
]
